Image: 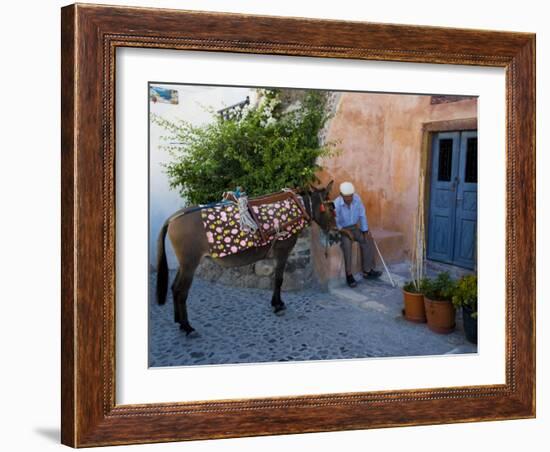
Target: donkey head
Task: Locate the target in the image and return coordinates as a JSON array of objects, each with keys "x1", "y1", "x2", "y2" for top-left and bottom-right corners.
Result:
[{"x1": 305, "y1": 180, "x2": 336, "y2": 232}]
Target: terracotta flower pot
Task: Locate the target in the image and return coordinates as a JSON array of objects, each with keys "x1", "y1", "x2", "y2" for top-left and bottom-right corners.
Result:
[
  {"x1": 402, "y1": 290, "x2": 426, "y2": 323},
  {"x1": 423, "y1": 296, "x2": 456, "y2": 334}
]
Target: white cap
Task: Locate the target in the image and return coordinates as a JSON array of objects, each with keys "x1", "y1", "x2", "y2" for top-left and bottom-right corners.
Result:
[{"x1": 339, "y1": 181, "x2": 355, "y2": 196}]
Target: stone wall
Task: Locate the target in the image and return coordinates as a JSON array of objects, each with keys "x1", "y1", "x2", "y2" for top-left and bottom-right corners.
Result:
[{"x1": 195, "y1": 228, "x2": 316, "y2": 291}]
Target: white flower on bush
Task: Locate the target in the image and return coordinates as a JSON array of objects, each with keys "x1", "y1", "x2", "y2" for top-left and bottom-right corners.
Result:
[
  {"x1": 267, "y1": 96, "x2": 280, "y2": 111},
  {"x1": 239, "y1": 104, "x2": 251, "y2": 121}
]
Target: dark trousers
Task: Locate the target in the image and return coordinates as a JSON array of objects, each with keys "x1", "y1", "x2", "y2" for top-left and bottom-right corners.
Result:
[{"x1": 340, "y1": 226, "x2": 376, "y2": 275}]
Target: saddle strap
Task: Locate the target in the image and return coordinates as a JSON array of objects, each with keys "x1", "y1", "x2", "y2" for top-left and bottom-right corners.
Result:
[{"x1": 247, "y1": 201, "x2": 268, "y2": 242}]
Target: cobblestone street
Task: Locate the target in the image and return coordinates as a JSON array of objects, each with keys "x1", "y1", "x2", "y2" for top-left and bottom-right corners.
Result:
[{"x1": 149, "y1": 270, "x2": 476, "y2": 367}]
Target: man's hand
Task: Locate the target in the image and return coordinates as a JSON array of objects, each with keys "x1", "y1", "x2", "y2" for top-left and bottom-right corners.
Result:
[
  {"x1": 340, "y1": 229, "x2": 354, "y2": 240},
  {"x1": 362, "y1": 230, "x2": 370, "y2": 240}
]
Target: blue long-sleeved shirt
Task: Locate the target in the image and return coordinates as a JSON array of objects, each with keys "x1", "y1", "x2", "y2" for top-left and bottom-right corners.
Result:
[{"x1": 334, "y1": 193, "x2": 369, "y2": 232}]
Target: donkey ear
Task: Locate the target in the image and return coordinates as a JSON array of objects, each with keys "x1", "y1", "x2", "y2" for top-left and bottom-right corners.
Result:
[{"x1": 325, "y1": 180, "x2": 334, "y2": 194}]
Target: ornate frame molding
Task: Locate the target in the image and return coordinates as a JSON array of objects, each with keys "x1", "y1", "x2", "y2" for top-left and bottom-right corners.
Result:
[{"x1": 61, "y1": 4, "x2": 535, "y2": 447}]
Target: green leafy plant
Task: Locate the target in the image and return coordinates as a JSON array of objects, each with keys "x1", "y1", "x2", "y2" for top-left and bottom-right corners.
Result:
[
  {"x1": 152, "y1": 88, "x2": 338, "y2": 205},
  {"x1": 421, "y1": 272, "x2": 456, "y2": 301},
  {"x1": 452, "y1": 275, "x2": 478, "y2": 317},
  {"x1": 403, "y1": 279, "x2": 426, "y2": 294}
]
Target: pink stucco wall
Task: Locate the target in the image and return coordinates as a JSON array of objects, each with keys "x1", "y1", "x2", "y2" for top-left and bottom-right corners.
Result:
[{"x1": 315, "y1": 92, "x2": 477, "y2": 278}]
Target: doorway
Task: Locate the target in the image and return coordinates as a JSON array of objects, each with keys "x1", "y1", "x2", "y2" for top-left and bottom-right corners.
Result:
[{"x1": 427, "y1": 130, "x2": 477, "y2": 270}]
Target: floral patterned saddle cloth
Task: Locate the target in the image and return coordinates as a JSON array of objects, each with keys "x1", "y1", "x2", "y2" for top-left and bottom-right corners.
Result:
[{"x1": 200, "y1": 191, "x2": 309, "y2": 258}]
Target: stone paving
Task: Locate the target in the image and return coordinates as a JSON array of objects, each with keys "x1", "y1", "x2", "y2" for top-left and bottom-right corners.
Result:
[{"x1": 149, "y1": 270, "x2": 477, "y2": 367}]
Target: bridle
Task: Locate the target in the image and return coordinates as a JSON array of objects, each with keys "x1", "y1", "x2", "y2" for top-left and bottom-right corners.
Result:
[
  {"x1": 300, "y1": 190, "x2": 335, "y2": 221},
  {"x1": 301, "y1": 191, "x2": 314, "y2": 222}
]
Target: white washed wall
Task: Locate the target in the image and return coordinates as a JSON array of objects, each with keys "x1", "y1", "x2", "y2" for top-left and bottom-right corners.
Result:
[{"x1": 149, "y1": 84, "x2": 256, "y2": 269}]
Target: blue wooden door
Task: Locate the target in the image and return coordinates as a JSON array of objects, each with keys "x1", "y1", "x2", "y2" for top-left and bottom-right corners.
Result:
[
  {"x1": 427, "y1": 132, "x2": 460, "y2": 264},
  {"x1": 452, "y1": 132, "x2": 478, "y2": 268},
  {"x1": 427, "y1": 131, "x2": 477, "y2": 269}
]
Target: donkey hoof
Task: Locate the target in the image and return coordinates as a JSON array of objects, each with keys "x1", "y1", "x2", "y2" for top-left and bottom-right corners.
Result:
[
  {"x1": 180, "y1": 324, "x2": 198, "y2": 337},
  {"x1": 273, "y1": 303, "x2": 286, "y2": 315}
]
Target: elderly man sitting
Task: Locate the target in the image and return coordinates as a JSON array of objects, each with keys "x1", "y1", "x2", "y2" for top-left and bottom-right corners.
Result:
[{"x1": 334, "y1": 181, "x2": 382, "y2": 288}]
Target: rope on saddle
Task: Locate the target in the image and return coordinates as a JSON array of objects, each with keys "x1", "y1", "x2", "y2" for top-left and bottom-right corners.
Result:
[
  {"x1": 237, "y1": 195, "x2": 259, "y2": 233},
  {"x1": 266, "y1": 221, "x2": 289, "y2": 255}
]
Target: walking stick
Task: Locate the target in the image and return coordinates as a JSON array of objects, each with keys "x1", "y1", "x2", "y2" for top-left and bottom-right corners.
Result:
[{"x1": 371, "y1": 236, "x2": 396, "y2": 288}]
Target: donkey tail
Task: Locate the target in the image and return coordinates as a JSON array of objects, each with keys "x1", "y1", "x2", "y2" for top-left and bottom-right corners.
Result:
[{"x1": 156, "y1": 220, "x2": 170, "y2": 305}]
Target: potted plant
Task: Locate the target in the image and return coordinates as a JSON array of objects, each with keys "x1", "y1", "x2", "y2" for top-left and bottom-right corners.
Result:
[
  {"x1": 421, "y1": 272, "x2": 456, "y2": 334},
  {"x1": 452, "y1": 275, "x2": 478, "y2": 344},
  {"x1": 402, "y1": 173, "x2": 427, "y2": 323},
  {"x1": 402, "y1": 279, "x2": 426, "y2": 323}
]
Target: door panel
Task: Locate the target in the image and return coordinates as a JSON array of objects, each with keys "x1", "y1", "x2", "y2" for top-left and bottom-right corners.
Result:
[
  {"x1": 432, "y1": 215, "x2": 452, "y2": 254},
  {"x1": 427, "y1": 131, "x2": 477, "y2": 269},
  {"x1": 427, "y1": 132, "x2": 460, "y2": 264},
  {"x1": 452, "y1": 132, "x2": 478, "y2": 269},
  {"x1": 454, "y1": 218, "x2": 476, "y2": 262}
]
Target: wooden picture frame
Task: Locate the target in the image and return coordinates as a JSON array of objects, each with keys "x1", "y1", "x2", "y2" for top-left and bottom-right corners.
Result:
[{"x1": 61, "y1": 3, "x2": 535, "y2": 447}]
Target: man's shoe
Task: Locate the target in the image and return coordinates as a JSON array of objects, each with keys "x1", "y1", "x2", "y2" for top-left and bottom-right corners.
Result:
[
  {"x1": 346, "y1": 274, "x2": 357, "y2": 288},
  {"x1": 364, "y1": 269, "x2": 382, "y2": 279}
]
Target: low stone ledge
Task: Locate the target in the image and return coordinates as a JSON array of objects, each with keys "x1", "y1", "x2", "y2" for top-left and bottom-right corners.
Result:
[{"x1": 195, "y1": 229, "x2": 314, "y2": 291}]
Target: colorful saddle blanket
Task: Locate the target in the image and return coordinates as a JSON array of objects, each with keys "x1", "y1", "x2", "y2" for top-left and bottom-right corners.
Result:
[{"x1": 201, "y1": 192, "x2": 308, "y2": 258}]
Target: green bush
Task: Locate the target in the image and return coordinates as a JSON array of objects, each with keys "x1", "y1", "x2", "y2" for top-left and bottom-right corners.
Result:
[
  {"x1": 152, "y1": 89, "x2": 338, "y2": 205},
  {"x1": 452, "y1": 275, "x2": 478, "y2": 316},
  {"x1": 421, "y1": 272, "x2": 456, "y2": 301}
]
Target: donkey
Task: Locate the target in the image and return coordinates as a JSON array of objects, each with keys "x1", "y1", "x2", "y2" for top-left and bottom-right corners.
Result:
[{"x1": 156, "y1": 181, "x2": 335, "y2": 336}]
